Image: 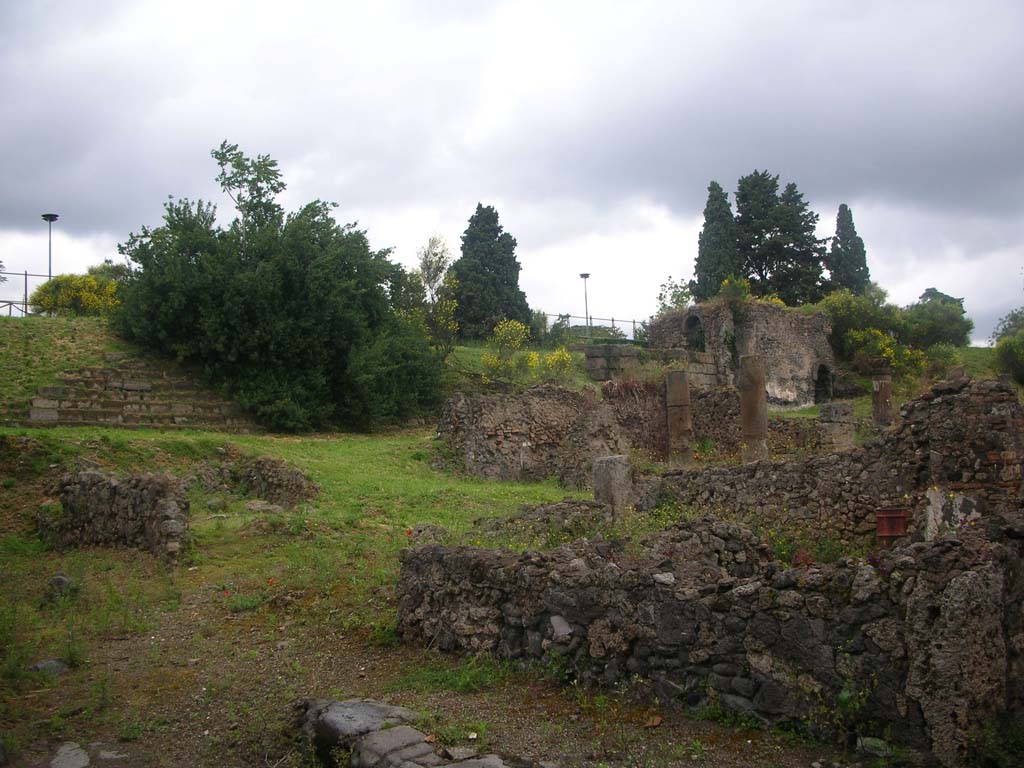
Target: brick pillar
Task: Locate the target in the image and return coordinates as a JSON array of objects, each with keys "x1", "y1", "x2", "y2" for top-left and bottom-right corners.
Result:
[
  {"x1": 739, "y1": 355, "x2": 769, "y2": 463},
  {"x1": 665, "y1": 370, "x2": 692, "y2": 456},
  {"x1": 872, "y1": 371, "x2": 895, "y2": 426}
]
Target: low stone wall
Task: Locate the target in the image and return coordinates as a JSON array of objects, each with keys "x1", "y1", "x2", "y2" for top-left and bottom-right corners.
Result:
[
  {"x1": 397, "y1": 519, "x2": 1024, "y2": 767},
  {"x1": 41, "y1": 470, "x2": 189, "y2": 560},
  {"x1": 234, "y1": 456, "x2": 319, "y2": 507},
  {"x1": 647, "y1": 376, "x2": 1024, "y2": 544}
]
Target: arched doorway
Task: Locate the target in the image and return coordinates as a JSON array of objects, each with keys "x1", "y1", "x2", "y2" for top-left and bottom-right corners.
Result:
[
  {"x1": 684, "y1": 315, "x2": 705, "y2": 352},
  {"x1": 814, "y1": 364, "x2": 833, "y2": 403}
]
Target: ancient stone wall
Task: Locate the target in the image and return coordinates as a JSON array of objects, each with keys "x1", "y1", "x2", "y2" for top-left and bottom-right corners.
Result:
[
  {"x1": 439, "y1": 383, "x2": 838, "y2": 485},
  {"x1": 647, "y1": 301, "x2": 835, "y2": 406},
  {"x1": 582, "y1": 344, "x2": 640, "y2": 381},
  {"x1": 647, "y1": 377, "x2": 1024, "y2": 543},
  {"x1": 437, "y1": 383, "x2": 663, "y2": 488},
  {"x1": 397, "y1": 524, "x2": 1023, "y2": 768},
  {"x1": 41, "y1": 471, "x2": 189, "y2": 560}
]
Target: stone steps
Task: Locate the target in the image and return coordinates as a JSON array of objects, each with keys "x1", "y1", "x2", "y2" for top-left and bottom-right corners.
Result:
[{"x1": 23, "y1": 354, "x2": 255, "y2": 432}]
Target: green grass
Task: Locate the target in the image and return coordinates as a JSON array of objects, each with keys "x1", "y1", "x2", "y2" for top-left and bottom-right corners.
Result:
[
  {"x1": 0, "y1": 317, "x2": 133, "y2": 409},
  {"x1": 960, "y1": 346, "x2": 999, "y2": 379},
  {"x1": 390, "y1": 656, "x2": 514, "y2": 694}
]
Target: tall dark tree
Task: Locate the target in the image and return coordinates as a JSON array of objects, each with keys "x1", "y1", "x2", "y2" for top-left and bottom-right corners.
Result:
[
  {"x1": 690, "y1": 181, "x2": 740, "y2": 301},
  {"x1": 448, "y1": 203, "x2": 530, "y2": 339},
  {"x1": 770, "y1": 182, "x2": 826, "y2": 305},
  {"x1": 826, "y1": 204, "x2": 870, "y2": 294},
  {"x1": 734, "y1": 170, "x2": 825, "y2": 305},
  {"x1": 734, "y1": 170, "x2": 781, "y2": 296}
]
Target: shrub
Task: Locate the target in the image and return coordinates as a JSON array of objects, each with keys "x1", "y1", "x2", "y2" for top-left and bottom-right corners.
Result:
[
  {"x1": 846, "y1": 328, "x2": 924, "y2": 380},
  {"x1": 542, "y1": 348, "x2": 573, "y2": 380},
  {"x1": 717, "y1": 275, "x2": 752, "y2": 306},
  {"x1": 924, "y1": 342, "x2": 962, "y2": 378},
  {"x1": 995, "y1": 329, "x2": 1024, "y2": 386},
  {"x1": 30, "y1": 273, "x2": 120, "y2": 316},
  {"x1": 115, "y1": 142, "x2": 442, "y2": 431},
  {"x1": 814, "y1": 285, "x2": 903, "y2": 360}
]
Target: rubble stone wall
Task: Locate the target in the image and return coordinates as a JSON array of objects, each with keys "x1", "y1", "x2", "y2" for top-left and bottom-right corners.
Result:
[
  {"x1": 648, "y1": 377, "x2": 1024, "y2": 543},
  {"x1": 42, "y1": 470, "x2": 189, "y2": 560},
  {"x1": 398, "y1": 527, "x2": 1024, "y2": 768}
]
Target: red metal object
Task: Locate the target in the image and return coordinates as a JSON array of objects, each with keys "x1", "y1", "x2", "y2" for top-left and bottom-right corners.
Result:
[{"x1": 876, "y1": 507, "x2": 910, "y2": 545}]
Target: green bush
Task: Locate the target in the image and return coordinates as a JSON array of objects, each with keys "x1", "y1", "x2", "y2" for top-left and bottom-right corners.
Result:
[
  {"x1": 814, "y1": 285, "x2": 903, "y2": 360},
  {"x1": 900, "y1": 288, "x2": 973, "y2": 348},
  {"x1": 924, "y1": 342, "x2": 962, "y2": 378},
  {"x1": 115, "y1": 142, "x2": 442, "y2": 432},
  {"x1": 995, "y1": 329, "x2": 1024, "y2": 386}
]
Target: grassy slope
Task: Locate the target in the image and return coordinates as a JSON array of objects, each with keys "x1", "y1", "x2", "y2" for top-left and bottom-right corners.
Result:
[
  {"x1": 0, "y1": 427, "x2": 835, "y2": 768},
  {"x1": 0, "y1": 317, "x2": 133, "y2": 409}
]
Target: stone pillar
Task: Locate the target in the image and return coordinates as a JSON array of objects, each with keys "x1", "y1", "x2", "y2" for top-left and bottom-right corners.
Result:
[
  {"x1": 665, "y1": 370, "x2": 692, "y2": 455},
  {"x1": 872, "y1": 371, "x2": 895, "y2": 426},
  {"x1": 593, "y1": 455, "x2": 631, "y2": 517},
  {"x1": 818, "y1": 402, "x2": 855, "y2": 452},
  {"x1": 739, "y1": 355, "x2": 769, "y2": 463}
]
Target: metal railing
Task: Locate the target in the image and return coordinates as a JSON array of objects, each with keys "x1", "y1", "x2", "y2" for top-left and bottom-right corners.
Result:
[
  {"x1": 0, "y1": 271, "x2": 50, "y2": 317},
  {"x1": 541, "y1": 312, "x2": 646, "y2": 340}
]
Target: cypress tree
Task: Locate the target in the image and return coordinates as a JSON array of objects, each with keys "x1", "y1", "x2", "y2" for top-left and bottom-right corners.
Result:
[
  {"x1": 448, "y1": 203, "x2": 531, "y2": 339},
  {"x1": 690, "y1": 181, "x2": 740, "y2": 302},
  {"x1": 826, "y1": 204, "x2": 870, "y2": 294}
]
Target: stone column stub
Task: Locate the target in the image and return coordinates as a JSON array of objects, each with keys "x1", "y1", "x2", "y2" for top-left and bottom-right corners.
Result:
[
  {"x1": 665, "y1": 369, "x2": 692, "y2": 456},
  {"x1": 593, "y1": 455, "x2": 632, "y2": 518},
  {"x1": 872, "y1": 369, "x2": 895, "y2": 426},
  {"x1": 739, "y1": 355, "x2": 769, "y2": 463}
]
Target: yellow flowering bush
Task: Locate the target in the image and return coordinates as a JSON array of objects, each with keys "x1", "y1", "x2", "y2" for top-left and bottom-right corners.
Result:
[{"x1": 543, "y1": 347, "x2": 573, "y2": 380}]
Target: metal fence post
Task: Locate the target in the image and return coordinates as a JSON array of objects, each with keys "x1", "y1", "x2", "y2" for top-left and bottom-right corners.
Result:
[{"x1": 24, "y1": 271, "x2": 28, "y2": 315}]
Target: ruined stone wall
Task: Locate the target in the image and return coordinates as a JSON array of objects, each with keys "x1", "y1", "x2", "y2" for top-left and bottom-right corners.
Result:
[
  {"x1": 646, "y1": 301, "x2": 835, "y2": 406},
  {"x1": 648, "y1": 377, "x2": 1024, "y2": 543},
  {"x1": 397, "y1": 526, "x2": 1023, "y2": 768},
  {"x1": 439, "y1": 383, "x2": 836, "y2": 485},
  {"x1": 438, "y1": 383, "x2": 668, "y2": 488},
  {"x1": 41, "y1": 471, "x2": 189, "y2": 560}
]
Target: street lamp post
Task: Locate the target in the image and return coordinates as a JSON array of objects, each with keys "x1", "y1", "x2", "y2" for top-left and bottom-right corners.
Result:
[
  {"x1": 579, "y1": 273, "x2": 590, "y2": 338},
  {"x1": 41, "y1": 213, "x2": 59, "y2": 282}
]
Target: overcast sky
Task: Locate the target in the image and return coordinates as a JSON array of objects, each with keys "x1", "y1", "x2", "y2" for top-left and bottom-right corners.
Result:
[{"x1": 2, "y1": 0, "x2": 1021, "y2": 342}]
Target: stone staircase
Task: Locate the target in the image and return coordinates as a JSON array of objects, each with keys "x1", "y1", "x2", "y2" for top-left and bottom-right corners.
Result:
[{"x1": 20, "y1": 353, "x2": 255, "y2": 431}]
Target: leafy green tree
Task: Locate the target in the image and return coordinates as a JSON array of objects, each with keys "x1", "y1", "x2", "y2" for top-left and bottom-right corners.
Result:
[
  {"x1": 449, "y1": 204, "x2": 531, "y2": 339},
  {"x1": 991, "y1": 307, "x2": 1024, "y2": 344},
  {"x1": 901, "y1": 288, "x2": 974, "y2": 348},
  {"x1": 690, "y1": 181, "x2": 740, "y2": 301},
  {"x1": 826, "y1": 204, "x2": 870, "y2": 294},
  {"x1": 116, "y1": 143, "x2": 441, "y2": 431},
  {"x1": 0, "y1": 260, "x2": 6, "y2": 284},
  {"x1": 415, "y1": 235, "x2": 451, "y2": 304},
  {"x1": 656, "y1": 276, "x2": 692, "y2": 315}
]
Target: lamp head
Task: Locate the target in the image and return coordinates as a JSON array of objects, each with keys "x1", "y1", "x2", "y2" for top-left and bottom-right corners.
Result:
[
  {"x1": 41, "y1": 213, "x2": 59, "y2": 223},
  {"x1": 579, "y1": 272, "x2": 590, "y2": 279}
]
